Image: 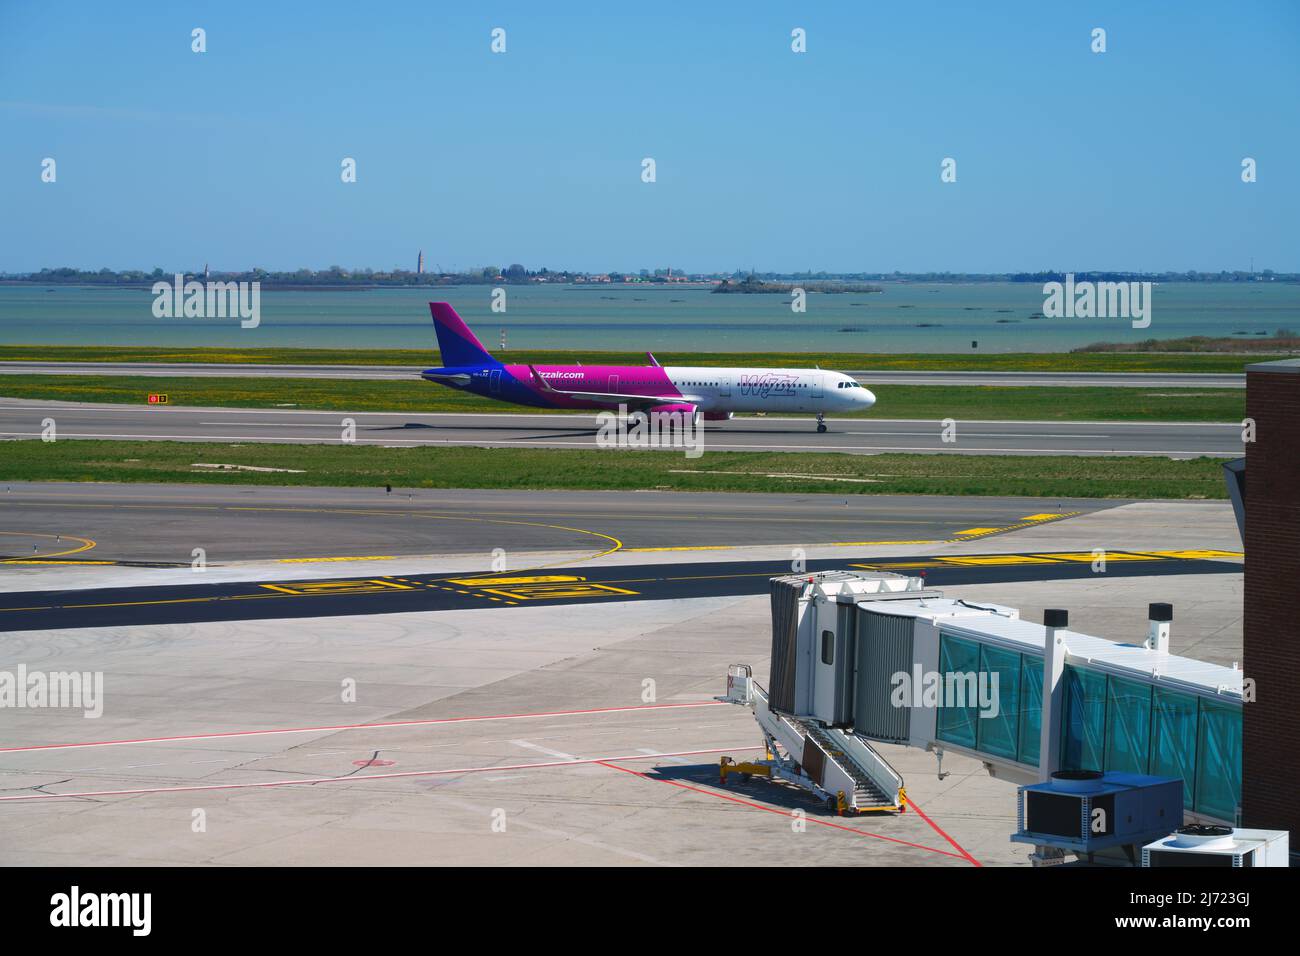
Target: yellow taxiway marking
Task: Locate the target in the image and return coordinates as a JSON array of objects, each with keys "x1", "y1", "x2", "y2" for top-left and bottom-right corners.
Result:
[
  {"x1": 1038, "y1": 551, "x2": 1163, "y2": 563},
  {"x1": 224, "y1": 506, "x2": 624, "y2": 573},
  {"x1": 275, "y1": 555, "x2": 398, "y2": 563},
  {"x1": 0, "y1": 559, "x2": 117, "y2": 566},
  {"x1": 623, "y1": 539, "x2": 946, "y2": 552},
  {"x1": 260, "y1": 579, "x2": 414, "y2": 596},
  {"x1": 3, "y1": 592, "x2": 291, "y2": 613},
  {"x1": 449, "y1": 574, "x2": 587, "y2": 586},
  {"x1": 449, "y1": 573, "x2": 640, "y2": 601},
  {"x1": 624, "y1": 514, "x2": 1085, "y2": 553},
  {"x1": 936, "y1": 554, "x2": 1062, "y2": 566},
  {"x1": 1150, "y1": 549, "x2": 1242, "y2": 560},
  {"x1": 480, "y1": 582, "x2": 639, "y2": 601},
  {"x1": 623, "y1": 545, "x2": 740, "y2": 552},
  {"x1": 852, "y1": 549, "x2": 1242, "y2": 572},
  {"x1": 0, "y1": 531, "x2": 97, "y2": 562},
  {"x1": 945, "y1": 512, "x2": 1083, "y2": 541}
]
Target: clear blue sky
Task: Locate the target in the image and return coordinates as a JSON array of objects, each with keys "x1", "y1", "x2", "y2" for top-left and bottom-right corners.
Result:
[{"x1": 2, "y1": 1, "x2": 1297, "y2": 274}]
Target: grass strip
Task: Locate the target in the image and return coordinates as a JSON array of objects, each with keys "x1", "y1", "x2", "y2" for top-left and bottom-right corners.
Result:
[{"x1": 0, "y1": 441, "x2": 1230, "y2": 499}]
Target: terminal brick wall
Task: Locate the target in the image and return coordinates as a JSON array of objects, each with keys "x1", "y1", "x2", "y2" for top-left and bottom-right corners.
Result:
[{"x1": 1243, "y1": 362, "x2": 1300, "y2": 840}]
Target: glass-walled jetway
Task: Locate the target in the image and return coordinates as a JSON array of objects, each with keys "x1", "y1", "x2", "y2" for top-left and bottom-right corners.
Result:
[
  {"x1": 928, "y1": 632, "x2": 1242, "y2": 821},
  {"x1": 762, "y1": 572, "x2": 1244, "y2": 825}
]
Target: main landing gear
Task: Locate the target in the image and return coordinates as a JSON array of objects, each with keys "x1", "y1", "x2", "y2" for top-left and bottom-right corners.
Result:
[{"x1": 816, "y1": 412, "x2": 827, "y2": 434}]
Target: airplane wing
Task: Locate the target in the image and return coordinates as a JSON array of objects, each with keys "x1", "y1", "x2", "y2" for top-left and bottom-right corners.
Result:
[{"x1": 527, "y1": 365, "x2": 700, "y2": 412}]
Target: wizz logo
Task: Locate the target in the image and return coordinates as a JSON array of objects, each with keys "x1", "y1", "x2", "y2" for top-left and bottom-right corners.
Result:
[{"x1": 738, "y1": 372, "x2": 797, "y2": 398}]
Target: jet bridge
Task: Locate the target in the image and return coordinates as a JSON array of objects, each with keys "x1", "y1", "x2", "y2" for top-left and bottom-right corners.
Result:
[
  {"x1": 718, "y1": 571, "x2": 937, "y2": 814},
  {"x1": 721, "y1": 570, "x2": 1244, "y2": 826}
]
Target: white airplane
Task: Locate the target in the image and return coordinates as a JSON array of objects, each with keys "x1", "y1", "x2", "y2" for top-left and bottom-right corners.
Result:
[{"x1": 421, "y1": 303, "x2": 876, "y2": 431}]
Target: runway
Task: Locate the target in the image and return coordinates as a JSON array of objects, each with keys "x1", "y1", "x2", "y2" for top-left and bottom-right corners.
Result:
[
  {"x1": 0, "y1": 360, "x2": 1246, "y2": 388},
  {"x1": 0, "y1": 399, "x2": 1244, "y2": 456},
  {"x1": 0, "y1": 483, "x2": 1113, "y2": 564}
]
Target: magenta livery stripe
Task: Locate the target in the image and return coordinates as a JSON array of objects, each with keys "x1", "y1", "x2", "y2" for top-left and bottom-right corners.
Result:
[{"x1": 506, "y1": 364, "x2": 683, "y2": 407}]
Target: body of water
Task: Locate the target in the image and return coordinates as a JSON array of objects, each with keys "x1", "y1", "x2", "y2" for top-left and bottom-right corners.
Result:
[{"x1": 1, "y1": 282, "x2": 1296, "y2": 353}]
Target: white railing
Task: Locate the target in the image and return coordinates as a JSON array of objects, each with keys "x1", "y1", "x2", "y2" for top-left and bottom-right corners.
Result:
[{"x1": 835, "y1": 730, "x2": 904, "y2": 803}]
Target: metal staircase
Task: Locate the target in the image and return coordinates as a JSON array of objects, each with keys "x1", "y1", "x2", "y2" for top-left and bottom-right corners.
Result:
[
  {"x1": 793, "y1": 719, "x2": 898, "y2": 810},
  {"x1": 719, "y1": 664, "x2": 906, "y2": 814}
]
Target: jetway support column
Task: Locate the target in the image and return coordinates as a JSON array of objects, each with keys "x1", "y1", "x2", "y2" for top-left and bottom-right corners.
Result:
[
  {"x1": 1033, "y1": 608, "x2": 1071, "y2": 865},
  {"x1": 1038, "y1": 609, "x2": 1068, "y2": 784}
]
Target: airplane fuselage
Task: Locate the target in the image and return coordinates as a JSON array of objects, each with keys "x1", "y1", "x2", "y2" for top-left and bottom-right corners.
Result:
[
  {"x1": 418, "y1": 302, "x2": 876, "y2": 424},
  {"x1": 423, "y1": 363, "x2": 876, "y2": 416}
]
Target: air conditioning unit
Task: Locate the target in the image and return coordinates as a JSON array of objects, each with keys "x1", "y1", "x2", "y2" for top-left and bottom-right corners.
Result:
[
  {"x1": 1011, "y1": 771, "x2": 1183, "y2": 854},
  {"x1": 1142, "y1": 826, "x2": 1290, "y2": 867}
]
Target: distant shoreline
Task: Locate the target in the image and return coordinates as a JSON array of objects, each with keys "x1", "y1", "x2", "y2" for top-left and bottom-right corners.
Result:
[
  {"x1": 712, "y1": 278, "x2": 884, "y2": 295},
  {"x1": 4, "y1": 272, "x2": 1297, "y2": 289},
  {"x1": 0, "y1": 344, "x2": 1283, "y2": 369}
]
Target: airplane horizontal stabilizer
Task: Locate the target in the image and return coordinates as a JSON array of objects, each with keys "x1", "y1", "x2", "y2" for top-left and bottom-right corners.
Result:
[{"x1": 421, "y1": 371, "x2": 473, "y2": 386}]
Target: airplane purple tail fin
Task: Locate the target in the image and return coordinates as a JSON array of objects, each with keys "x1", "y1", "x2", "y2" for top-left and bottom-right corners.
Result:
[{"x1": 429, "y1": 303, "x2": 499, "y2": 368}]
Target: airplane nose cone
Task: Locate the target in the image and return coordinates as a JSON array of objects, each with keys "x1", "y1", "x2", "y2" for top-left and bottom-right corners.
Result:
[{"x1": 861, "y1": 388, "x2": 876, "y2": 408}]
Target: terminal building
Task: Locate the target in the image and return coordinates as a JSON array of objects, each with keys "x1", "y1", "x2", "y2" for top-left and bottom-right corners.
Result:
[{"x1": 1242, "y1": 358, "x2": 1300, "y2": 848}]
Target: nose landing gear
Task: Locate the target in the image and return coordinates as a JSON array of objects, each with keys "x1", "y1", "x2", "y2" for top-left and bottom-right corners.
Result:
[{"x1": 816, "y1": 412, "x2": 827, "y2": 434}]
